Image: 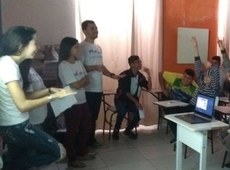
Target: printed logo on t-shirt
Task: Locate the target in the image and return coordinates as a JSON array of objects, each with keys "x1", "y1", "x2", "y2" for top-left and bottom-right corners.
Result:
[{"x1": 89, "y1": 49, "x2": 101, "y2": 54}]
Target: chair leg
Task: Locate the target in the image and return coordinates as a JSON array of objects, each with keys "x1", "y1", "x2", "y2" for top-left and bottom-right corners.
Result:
[
  {"x1": 157, "y1": 107, "x2": 161, "y2": 130},
  {"x1": 222, "y1": 151, "x2": 228, "y2": 168},
  {"x1": 103, "y1": 116, "x2": 106, "y2": 136},
  {"x1": 166, "y1": 121, "x2": 169, "y2": 134},
  {"x1": 108, "y1": 112, "x2": 117, "y2": 140},
  {"x1": 108, "y1": 114, "x2": 113, "y2": 140},
  {"x1": 135, "y1": 127, "x2": 138, "y2": 136}
]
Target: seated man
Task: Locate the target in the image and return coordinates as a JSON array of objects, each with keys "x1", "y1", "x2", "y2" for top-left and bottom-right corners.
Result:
[
  {"x1": 112, "y1": 55, "x2": 152, "y2": 140},
  {"x1": 159, "y1": 68, "x2": 197, "y2": 143}
]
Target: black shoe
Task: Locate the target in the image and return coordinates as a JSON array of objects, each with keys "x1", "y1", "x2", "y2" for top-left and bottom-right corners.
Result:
[
  {"x1": 124, "y1": 130, "x2": 137, "y2": 139},
  {"x1": 112, "y1": 130, "x2": 119, "y2": 140},
  {"x1": 226, "y1": 162, "x2": 230, "y2": 168}
]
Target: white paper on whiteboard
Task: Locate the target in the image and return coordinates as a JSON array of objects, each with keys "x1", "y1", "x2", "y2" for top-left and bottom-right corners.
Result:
[
  {"x1": 177, "y1": 27, "x2": 209, "y2": 64},
  {"x1": 50, "y1": 93, "x2": 77, "y2": 117}
]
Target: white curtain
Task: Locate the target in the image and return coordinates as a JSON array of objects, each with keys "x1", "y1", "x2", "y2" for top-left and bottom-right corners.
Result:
[
  {"x1": 75, "y1": 0, "x2": 162, "y2": 91},
  {"x1": 74, "y1": 0, "x2": 163, "y2": 126},
  {"x1": 218, "y1": 0, "x2": 230, "y2": 54}
]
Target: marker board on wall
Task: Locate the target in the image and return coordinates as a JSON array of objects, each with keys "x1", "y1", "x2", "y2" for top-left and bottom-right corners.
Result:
[{"x1": 177, "y1": 27, "x2": 209, "y2": 64}]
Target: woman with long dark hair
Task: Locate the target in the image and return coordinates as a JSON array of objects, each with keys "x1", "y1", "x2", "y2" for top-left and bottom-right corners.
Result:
[
  {"x1": 58, "y1": 37, "x2": 94, "y2": 168},
  {"x1": 0, "y1": 26, "x2": 71, "y2": 169}
]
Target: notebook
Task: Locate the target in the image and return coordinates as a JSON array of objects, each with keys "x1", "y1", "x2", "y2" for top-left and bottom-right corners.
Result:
[{"x1": 175, "y1": 93, "x2": 216, "y2": 124}]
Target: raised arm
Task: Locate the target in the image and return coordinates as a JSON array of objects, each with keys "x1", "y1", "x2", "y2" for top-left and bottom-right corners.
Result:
[
  {"x1": 191, "y1": 37, "x2": 203, "y2": 85},
  {"x1": 209, "y1": 65, "x2": 220, "y2": 91},
  {"x1": 218, "y1": 39, "x2": 230, "y2": 70}
]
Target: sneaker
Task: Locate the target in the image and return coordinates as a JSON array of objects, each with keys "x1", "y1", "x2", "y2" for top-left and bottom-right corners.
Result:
[
  {"x1": 124, "y1": 130, "x2": 137, "y2": 139},
  {"x1": 226, "y1": 162, "x2": 230, "y2": 168},
  {"x1": 68, "y1": 160, "x2": 86, "y2": 168},
  {"x1": 88, "y1": 151, "x2": 98, "y2": 157},
  {"x1": 112, "y1": 130, "x2": 119, "y2": 140}
]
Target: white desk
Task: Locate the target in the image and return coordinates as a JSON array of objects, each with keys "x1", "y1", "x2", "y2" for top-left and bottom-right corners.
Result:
[
  {"x1": 219, "y1": 97, "x2": 230, "y2": 104},
  {"x1": 153, "y1": 100, "x2": 189, "y2": 108},
  {"x1": 165, "y1": 113, "x2": 228, "y2": 170}
]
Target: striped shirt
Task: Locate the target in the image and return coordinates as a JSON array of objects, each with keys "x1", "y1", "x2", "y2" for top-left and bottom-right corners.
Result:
[{"x1": 190, "y1": 56, "x2": 219, "y2": 105}]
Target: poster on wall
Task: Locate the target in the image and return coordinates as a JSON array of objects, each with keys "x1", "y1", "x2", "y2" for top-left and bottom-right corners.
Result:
[{"x1": 177, "y1": 27, "x2": 209, "y2": 64}]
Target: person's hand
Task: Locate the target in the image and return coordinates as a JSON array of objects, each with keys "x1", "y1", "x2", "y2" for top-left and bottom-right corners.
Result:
[
  {"x1": 143, "y1": 67, "x2": 151, "y2": 75},
  {"x1": 191, "y1": 36, "x2": 198, "y2": 48},
  {"x1": 49, "y1": 87, "x2": 62, "y2": 94},
  {"x1": 96, "y1": 65, "x2": 104, "y2": 72},
  {"x1": 52, "y1": 88, "x2": 77, "y2": 99},
  {"x1": 111, "y1": 74, "x2": 126, "y2": 80},
  {"x1": 217, "y1": 39, "x2": 225, "y2": 50},
  {"x1": 204, "y1": 61, "x2": 212, "y2": 69},
  {"x1": 135, "y1": 101, "x2": 143, "y2": 109},
  {"x1": 82, "y1": 76, "x2": 89, "y2": 86}
]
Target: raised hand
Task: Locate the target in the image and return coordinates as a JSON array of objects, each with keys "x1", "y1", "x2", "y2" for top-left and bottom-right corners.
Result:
[
  {"x1": 191, "y1": 36, "x2": 199, "y2": 56},
  {"x1": 191, "y1": 36, "x2": 198, "y2": 48},
  {"x1": 143, "y1": 67, "x2": 151, "y2": 76},
  {"x1": 217, "y1": 39, "x2": 225, "y2": 50}
]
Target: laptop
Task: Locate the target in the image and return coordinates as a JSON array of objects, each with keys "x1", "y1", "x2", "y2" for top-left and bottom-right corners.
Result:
[{"x1": 175, "y1": 93, "x2": 216, "y2": 124}]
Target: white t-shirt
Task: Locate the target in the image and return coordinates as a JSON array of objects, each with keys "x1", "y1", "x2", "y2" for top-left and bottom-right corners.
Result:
[
  {"x1": 0, "y1": 56, "x2": 29, "y2": 126},
  {"x1": 27, "y1": 68, "x2": 48, "y2": 125},
  {"x1": 79, "y1": 41, "x2": 103, "y2": 92},
  {"x1": 130, "y1": 75, "x2": 141, "y2": 97},
  {"x1": 58, "y1": 60, "x2": 87, "y2": 104}
]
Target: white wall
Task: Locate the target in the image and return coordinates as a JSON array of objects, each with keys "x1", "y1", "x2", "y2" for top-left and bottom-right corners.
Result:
[{"x1": 1, "y1": 0, "x2": 76, "y2": 46}]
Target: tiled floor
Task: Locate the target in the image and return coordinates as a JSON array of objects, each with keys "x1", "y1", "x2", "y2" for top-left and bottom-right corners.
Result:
[{"x1": 40, "y1": 125, "x2": 230, "y2": 170}]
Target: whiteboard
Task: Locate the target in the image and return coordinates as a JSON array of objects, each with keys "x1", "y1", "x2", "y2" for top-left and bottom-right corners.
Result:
[{"x1": 177, "y1": 27, "x2": 209, "y2": 64}]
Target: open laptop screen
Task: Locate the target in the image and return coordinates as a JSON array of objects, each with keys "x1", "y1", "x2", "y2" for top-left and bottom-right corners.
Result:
[{"x1": 194, "y1": 93, "x2": 215, "y2": 118}]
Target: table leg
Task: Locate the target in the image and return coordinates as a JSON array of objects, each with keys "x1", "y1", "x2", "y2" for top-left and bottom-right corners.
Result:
[{"x1": 176, "y1": 139, "x2": 183, "y2": 170}]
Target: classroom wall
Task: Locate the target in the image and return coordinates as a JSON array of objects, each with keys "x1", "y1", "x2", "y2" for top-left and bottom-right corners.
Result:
[
  {"x1": 1, "y1": 0, "x2": 76, "y2": 46},
  {"x1": 163, "y1": 0, "x2": 218, "y2": 72}
]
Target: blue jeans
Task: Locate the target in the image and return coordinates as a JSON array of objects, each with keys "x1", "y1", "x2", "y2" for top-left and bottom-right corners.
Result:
[
  {"x1": 114, "y1": 100, "x2": 140, "y2": 131},
  {"x1": 0, "y1": 120, "x2": 60, "y2": 170}
]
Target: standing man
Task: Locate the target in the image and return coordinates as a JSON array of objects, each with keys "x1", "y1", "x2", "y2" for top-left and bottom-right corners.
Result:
[{"x1": 79, "y1": 20, "x2": 121, "y2": 147}]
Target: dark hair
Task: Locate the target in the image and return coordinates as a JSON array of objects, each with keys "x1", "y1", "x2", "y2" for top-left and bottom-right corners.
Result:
[
  {"x1": 128, "y1": 55, "x2": 140, "y2": 64},
  {"x1": 0, "y1": 26, "x2": 36, "y2": 56},
  {"x1": 184, "y1": 68, "x2": 195, "y2": 78},
  {"x1": 19, "y1": 59, "x2": 32, "y2": 90},
  {"x1": 212, "y1": 56, "x2": 221, "y2": 63},
  {"x1": 81, "y1": 20, "x2": 95, "y2": 30},
  {"x1": 59, "y1": 37, "x2": 78, "y2": 62}
]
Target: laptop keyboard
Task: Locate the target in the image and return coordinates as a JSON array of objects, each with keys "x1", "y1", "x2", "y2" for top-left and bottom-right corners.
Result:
[{"x1": 184, "y1": 114, "x2": 209, "y2": 122}]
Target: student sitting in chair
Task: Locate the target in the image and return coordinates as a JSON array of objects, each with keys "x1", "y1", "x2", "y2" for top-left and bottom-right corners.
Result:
[
  {"x1": 159, "y1": 68, "x2": 197, "y2": 143},
  {"x1": 112, "y1": 55, "x2": 152, "y2": 140}
]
